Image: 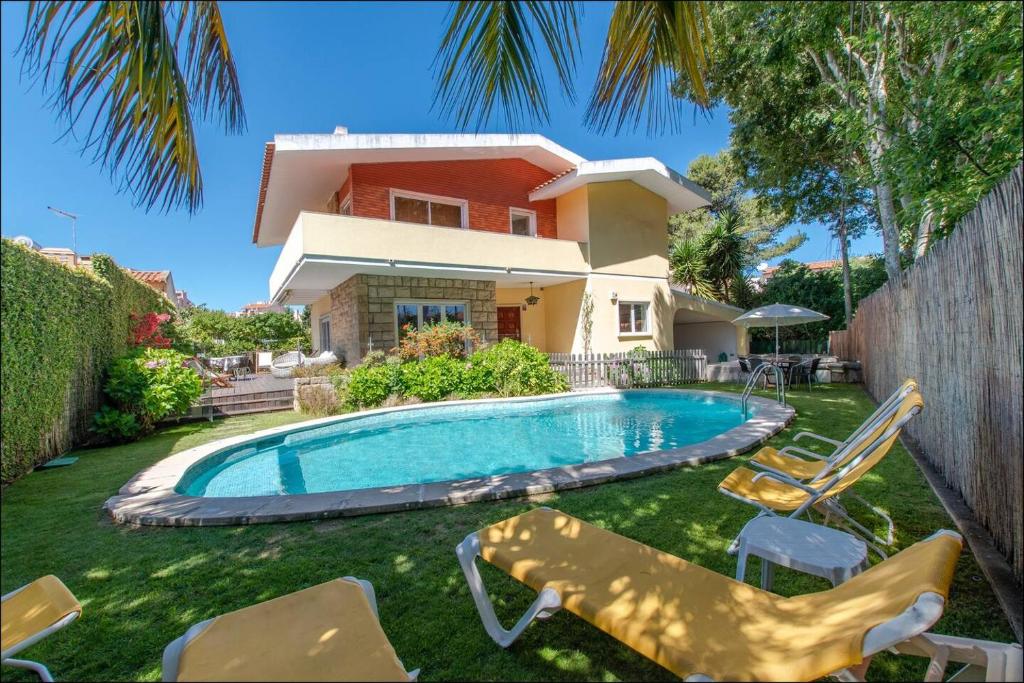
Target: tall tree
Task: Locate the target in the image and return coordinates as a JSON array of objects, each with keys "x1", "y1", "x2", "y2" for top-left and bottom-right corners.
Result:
[
  {"x1": 669, "y1": 150, "x2": 806, "y2": 264},
  {"x1": 675, "y1": 1, "x2": 1022, "y2": 281},
  {"x1": 18, "y1": 1, "x2": 246, "y2": 213},
  {"x1": 433, "y1": 1, "x2": 712, "y2": 132}
]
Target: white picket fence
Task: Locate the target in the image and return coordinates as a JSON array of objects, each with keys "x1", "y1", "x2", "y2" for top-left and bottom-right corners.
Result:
[{"x1": 549, "y1": 349, "x2": 707, "y2": 389}]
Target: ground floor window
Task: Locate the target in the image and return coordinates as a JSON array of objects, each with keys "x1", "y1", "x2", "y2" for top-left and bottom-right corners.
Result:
[
  {"x1": 319, "y1": 315, "x2": 332, "y2": 351},
  {"x1": 395, "y1": 301, "x2": 468, "y2": 338},
  {"x1": 618, "y1": 302, "x2": 649, "y2": 334}
]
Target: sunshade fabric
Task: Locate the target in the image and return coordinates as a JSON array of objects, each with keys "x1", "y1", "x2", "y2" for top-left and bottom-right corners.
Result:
[
  {"x1": 478, "y1": 507, "x2": 959, "y2": 681},
  {"x1": 732, "y1": 303, "x2": 830, "y2": 327},
  {"x1": 174, "y1": 578, "x2": 408, "y2": 682},
  {"x1": 1, "y1": 575, "x2": 81, "y2": 654}
]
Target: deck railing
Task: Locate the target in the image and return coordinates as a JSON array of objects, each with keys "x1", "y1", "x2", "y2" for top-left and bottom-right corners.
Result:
[{"x1": 549, "y1": 349, "x2": 707, "y2": 389}]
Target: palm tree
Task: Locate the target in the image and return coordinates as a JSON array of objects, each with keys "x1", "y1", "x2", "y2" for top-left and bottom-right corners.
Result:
[
  {"x1": 17, "y1": 1, "x2": 245, "y2": 213},
  {"x1": 699, "y1": 210, "x2": 745, "y2": 300},
  {"x1": 669, "y1": 238, "x2": 715, "y2": 300},
  {"x1": 434, "y1": 1, "x2": 712, "y2": 132}
]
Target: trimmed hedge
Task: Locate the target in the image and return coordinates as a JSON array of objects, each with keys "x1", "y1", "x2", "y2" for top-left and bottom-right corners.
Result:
[{"x1": 1, "y1": 240, "x2": 170, "y2": 483}]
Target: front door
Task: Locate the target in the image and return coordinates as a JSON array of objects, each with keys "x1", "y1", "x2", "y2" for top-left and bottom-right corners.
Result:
[{"x1": 497, "y1": 306, "x2": 522, "y2": 341}]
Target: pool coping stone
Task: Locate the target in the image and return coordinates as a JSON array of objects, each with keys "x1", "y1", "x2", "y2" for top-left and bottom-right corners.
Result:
[{"x1": 104, "y1": 388, "x2": 794, "y2": 526}]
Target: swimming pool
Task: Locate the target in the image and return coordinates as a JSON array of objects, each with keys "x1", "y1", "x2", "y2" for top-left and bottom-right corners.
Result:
[
  {"x1": 107, "y1": 389, "x2": 793, "y2": 526},
  {"x1": 177, "y1": 391, "x2": 754, "y2": 497}
]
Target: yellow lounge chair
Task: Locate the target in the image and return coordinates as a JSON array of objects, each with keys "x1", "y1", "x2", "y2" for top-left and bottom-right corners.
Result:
[
  {"x1": 749, "y1": 379, "x2": 919, "y2": 482},
  {"x1": 457, "y1": 508, "x2": 1021, "y2": 681},
  {"x1": 1, "y1": 575, "x2": 82, "y2": 682},
  {"x1": 720, "y1": 391, "x2": 924, "y2": 550},
  {"x1": 162, "y1": 577, "x2": 417, "y2": 682}
]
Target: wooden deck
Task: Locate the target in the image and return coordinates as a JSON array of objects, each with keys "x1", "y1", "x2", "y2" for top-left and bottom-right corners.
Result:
[{"x1": 193, "y1": 374, "x2": 295, "y2": 418}]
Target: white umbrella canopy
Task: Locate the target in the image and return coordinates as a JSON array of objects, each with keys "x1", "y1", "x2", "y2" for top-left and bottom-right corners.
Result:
[{"x1": 732, "y1": 304, "x2": 829, "y2": 358}]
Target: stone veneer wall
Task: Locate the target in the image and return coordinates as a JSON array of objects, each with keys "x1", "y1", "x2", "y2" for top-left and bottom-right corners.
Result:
[{"x1": 328, "y1": 274, "x2": 497, "y2": 363}]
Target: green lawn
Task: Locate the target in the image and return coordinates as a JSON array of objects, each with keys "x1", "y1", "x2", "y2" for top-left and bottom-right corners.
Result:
[{"x1": 1, "y1": 384, "x2": 1014, "y2": 681}]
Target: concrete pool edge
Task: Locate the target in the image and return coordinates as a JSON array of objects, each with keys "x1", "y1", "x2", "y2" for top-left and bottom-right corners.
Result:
[{"x1": 104, "y1": 389, "x2": 794, "y2": 527}]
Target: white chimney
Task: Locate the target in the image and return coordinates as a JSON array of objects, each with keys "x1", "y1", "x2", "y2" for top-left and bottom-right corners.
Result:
[{"x1": 333, "y1": 125, "x2": 349, "y2": 135}]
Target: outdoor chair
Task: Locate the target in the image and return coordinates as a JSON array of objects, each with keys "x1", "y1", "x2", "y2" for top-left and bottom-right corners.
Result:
[
  {"x1": 456, "y1": 508, "x2": 1022, "y2": 681},
  {"x1": 749, "y1": 379, "x2": 919, "y2": 483},
  {"x1": 744, "y1": 356, "x2": 770, "y2": 388},
  {"x1": 789, "y1": 357, "x2": 822, "y2": 390},
  {"x1": 719, "y1": 391, "x2": 924, "y2": 551},
  {"x1": 185, "y1": 358, "x2": 231, "y2": 389},
  {"x1": 2, "y1": 575, "x2": 81, "y2": 682},
  {"x1": 162, "y1": 577, "x2": 417, "y2": 682}
]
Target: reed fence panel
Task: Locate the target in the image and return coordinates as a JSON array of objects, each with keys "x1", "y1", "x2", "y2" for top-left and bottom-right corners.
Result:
[{"x1": 830, "y1": 166, "x2": 1023, "y2": 582}]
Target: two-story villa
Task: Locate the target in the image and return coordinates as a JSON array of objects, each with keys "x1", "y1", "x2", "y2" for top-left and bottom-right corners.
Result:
[{"x1": 253, "y1": 128, "x2": 748, "y2": 364}]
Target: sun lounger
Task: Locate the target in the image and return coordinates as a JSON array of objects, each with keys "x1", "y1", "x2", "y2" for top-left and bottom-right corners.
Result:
[
  {"x1": 162, "y1": 577, "x2": 416, "y2": 682},
  {"x1": 185, "y1": 358, "x2": 232, "y2": 388},
  {"x1": 720, "y1": 391, "x2": 923, "y2": 549},
  {"x1": 749, "y1": 379, "x2": 918, "y2": 482},
  {"x1": 1, "y1": 575, "x2": 81, "y2": 682},
  {"x1": 457, "y1": 508, "x2": 1022, "y2": 681}
]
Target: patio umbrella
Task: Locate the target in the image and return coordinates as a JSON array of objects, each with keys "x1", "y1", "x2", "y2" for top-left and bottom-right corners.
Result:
[{"x1": 732, "y1": 303, "x2": 829, "y2": 358}]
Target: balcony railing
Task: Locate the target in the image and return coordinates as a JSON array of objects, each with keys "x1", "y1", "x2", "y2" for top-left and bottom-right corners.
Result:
[{"x1": 270, "y1": 211, "x2": 590, "y2": 300}]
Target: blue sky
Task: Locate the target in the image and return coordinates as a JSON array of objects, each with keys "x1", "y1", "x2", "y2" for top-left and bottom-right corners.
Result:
[{"x1": 0, "y1": 1, "x2": 881, "y2": 311}]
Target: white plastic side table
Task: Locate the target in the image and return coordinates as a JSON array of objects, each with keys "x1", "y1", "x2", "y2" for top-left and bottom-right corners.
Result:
[{"x1": 735, "y1": 515, "x2": 868, "y2": 591}]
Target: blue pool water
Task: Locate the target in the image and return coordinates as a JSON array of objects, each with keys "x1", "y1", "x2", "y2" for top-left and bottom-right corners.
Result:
[{"x1": 177, "y1": 391, "x2": 752, "y2": 497}]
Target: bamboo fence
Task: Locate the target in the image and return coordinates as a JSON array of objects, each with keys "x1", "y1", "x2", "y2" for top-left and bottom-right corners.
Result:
[
  {"x1": 549, "y1": 349, "x2": 707, "y2": 389},
  {"x1": 830, "y1": 165, "x2": 1023, "y2": 582}
]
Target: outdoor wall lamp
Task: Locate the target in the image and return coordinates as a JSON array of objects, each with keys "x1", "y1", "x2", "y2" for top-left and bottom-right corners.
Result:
[
  {"x1": 609, "y1": 290, "x2": 618, "y2": 302},
  {"x1": 525, "y1": 281, "x2": 540, "y2": 306}
]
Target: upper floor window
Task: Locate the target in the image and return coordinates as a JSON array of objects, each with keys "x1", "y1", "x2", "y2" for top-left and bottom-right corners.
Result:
[
  {"x1": 509, "y1": 208, "x2": 537, "y2": 236},
  {"x1": 619, "y1": 302, "x2": 649, "y2": 334},
  {"x1": 339, "y1": 194, "x2": 352, "y2": 216},
  {"x1": 390, "y1": 189, "x2": 467, "y2": 228}
]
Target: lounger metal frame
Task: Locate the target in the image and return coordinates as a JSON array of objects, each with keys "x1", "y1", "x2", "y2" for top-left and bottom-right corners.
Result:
[
  {"x1": 458, "y1": 526, "x2": 1023, "y2": 682},
  {"x1": 791, "y1": 381, "x2": 917, "y2": 463},
  {"x1": 161, "y1": 577, "x2": 419, "y2": 682},
  {"x1": 751, "y1": 381, "x2": 918, "y2": 484},
  {"x1": 1, "y1": 583, "x2": 80, "y2": 682},
  {"x1": 722, "y1": 401, "x2": 922, "y2": 555}
]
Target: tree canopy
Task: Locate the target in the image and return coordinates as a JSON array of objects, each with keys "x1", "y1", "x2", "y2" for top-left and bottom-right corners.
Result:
[
  {"x1": 675, "y1": 1, "x2": 1022, "y2": 280},
  {"x1": 173, "y1": 307, "x2": 308, "y2": 356}
]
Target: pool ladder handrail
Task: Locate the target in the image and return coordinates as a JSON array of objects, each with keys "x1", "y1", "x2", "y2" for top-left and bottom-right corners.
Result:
[{"x1": 741, "y1": 363, "x2": 786, "y2": 416}]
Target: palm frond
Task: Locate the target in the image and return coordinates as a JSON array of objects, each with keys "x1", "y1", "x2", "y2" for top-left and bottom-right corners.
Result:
[
  {"x1": 670, "y1": 238, "x2": 716, "y2": 300},
  {"x1": 18, "y1": 1, "x2": 245, "y2": 213},
  {"x1": 433, "y1": 1, "x2": 581, "y2": 130},
  {"x1": 585, "y1": 1, "x2": 711, "y2": 134}
]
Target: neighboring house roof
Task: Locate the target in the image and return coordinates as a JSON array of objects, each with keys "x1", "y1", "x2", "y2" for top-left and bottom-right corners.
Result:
[
  {"x1": 253, "y1": 131, "x2": 584, "y2": 245},
  {"x1": 127, "y1": 269, "x2": 171, "y2": 287},
  {"x1": 126, "y1": 269, "x2": 177, "y2": 306},
  {"x1": 528, "y1": 158, "x2": 711, "y2": 214},
  {"x1": 760, "y1": 259, "x2": 842, "y2": 278}
]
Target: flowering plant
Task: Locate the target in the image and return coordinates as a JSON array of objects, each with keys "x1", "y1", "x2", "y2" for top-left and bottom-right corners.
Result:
[{"x1": 130, "y1": 312, "x2": 173, "y2": 348}]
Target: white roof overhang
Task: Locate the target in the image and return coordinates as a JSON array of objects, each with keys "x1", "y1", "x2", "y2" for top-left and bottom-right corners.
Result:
[{"x1": 529, "y1": 157, "x2": 711, "y2": 214}]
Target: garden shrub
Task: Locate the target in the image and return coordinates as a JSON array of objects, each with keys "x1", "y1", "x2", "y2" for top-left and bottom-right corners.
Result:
[
  {"x1": 98, "y1": 348, "x2": 203, "y2": 435},
  {"x1": 400, "y1": 355, "x2": 467, "y2": 402},
  {"x1": 469, "y1": 340, "x2": 568, "y2": 397},
  {"x1": 395, "y1": 322, "x2": 480, "y2": 361},
  {"x1": 91, "y1": 406, "x2": 141, "y2": 442},
  {"x1": 346, "y1": 359, "x2": 403, "y2": 408},
  {"x1": 1, "y1": 241, "x2": 169, "y2": 482}
]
